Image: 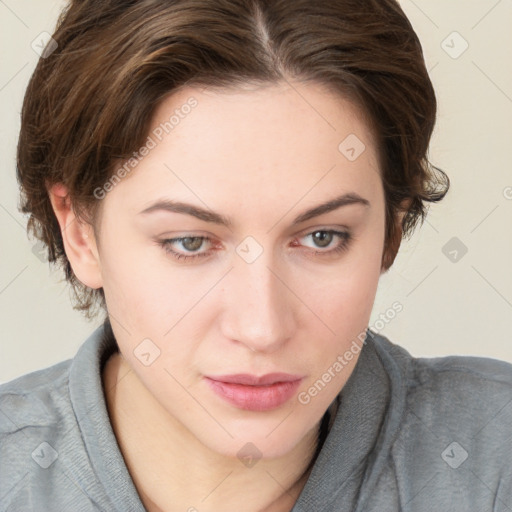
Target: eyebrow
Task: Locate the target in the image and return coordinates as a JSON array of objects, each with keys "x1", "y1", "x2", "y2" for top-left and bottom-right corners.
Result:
[{"x1": 138, "y1": 192, "x2": 370, "y2": 227}]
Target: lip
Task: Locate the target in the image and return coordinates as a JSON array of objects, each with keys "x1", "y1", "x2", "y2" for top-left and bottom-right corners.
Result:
[
  {"x1": 204, "y1": 373, "x2": 303, "y2": 411},
  {"x1": 208, "y1": 373, "x2": 303, "y2": 386}
]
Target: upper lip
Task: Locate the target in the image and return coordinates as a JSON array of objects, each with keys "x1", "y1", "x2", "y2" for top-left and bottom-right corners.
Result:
[{"x1": 206, "y1": 373, "x2": 303, "y2": 386}]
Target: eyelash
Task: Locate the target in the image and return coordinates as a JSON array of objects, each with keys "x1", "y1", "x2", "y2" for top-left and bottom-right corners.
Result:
[{"x1": 156, "y1": 230, "x2": 352, "y2": 262}]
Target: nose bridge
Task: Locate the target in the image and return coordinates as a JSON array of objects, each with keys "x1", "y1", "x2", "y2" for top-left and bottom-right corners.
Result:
[{"x1": 221, "y1": 251, "x2": 295, "y2": 352}]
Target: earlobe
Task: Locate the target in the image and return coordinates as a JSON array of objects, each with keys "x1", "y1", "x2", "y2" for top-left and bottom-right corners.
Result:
[{"x1": 48, "y1": 184, "x2": 103, "y2": 289}]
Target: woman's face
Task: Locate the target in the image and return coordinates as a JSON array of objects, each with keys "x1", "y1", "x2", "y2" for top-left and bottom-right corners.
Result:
[{"x1": 91, "y1": 81, "x2": 386, "y2": 458}]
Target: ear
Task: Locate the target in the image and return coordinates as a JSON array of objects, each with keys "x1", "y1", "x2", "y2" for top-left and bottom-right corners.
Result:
[
  {"x1": 48, "y1": 183, "x2": 103, "y2": 289},
  {"x1": 380, "y1": 198, "x2": 411, "y2": 273}
]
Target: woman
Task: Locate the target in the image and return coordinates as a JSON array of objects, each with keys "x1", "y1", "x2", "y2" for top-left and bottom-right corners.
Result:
[{"x1": 1, "y1": 0, "x2": 511, "y2": 510}]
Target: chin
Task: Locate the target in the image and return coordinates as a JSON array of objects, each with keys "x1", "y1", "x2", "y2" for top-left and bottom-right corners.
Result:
[{"x1": 197, "y1": 416, "x2": 318, "y2": 461}]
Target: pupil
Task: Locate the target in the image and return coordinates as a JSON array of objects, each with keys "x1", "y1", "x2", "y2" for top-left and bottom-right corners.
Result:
[
  {"x1": 313, "y1": 231, "x2": 332, "y2": 248},
  {"x1": 183, "y1": 237, "x2": 203, "y2": 251}
]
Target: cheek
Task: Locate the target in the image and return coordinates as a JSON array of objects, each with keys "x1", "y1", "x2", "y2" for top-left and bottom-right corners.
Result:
[
  {"x1": 314, "y1": 270, "x2": 379, "y2": 337},
  {"x1": 97, "y1": 233, "x2": 169, "y2": 332},
  {"x1": 303, "y1": 236, "x2": 383, "y2": 343},
  {"x1": 98, "y1": 236, "x2": 217, "y2": 364}
]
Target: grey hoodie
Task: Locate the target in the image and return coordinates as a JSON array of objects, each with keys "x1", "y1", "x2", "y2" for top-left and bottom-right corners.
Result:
[{"x1": 1, "y1": 321, "x2": 511, "y2": 511}]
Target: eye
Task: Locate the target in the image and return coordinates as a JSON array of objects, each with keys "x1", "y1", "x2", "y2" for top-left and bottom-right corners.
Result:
[
  {"x1": 157, "y1": 236, "x2": 214, "y2": 261},
  {"x1": 294, "y1": 229, "x2": 352, "y2": 256}
]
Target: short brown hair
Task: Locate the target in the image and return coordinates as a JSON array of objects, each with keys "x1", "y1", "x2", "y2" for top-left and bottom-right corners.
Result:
[{"x1": 16, "y1": 0, "x2": 449, "y2": 319}]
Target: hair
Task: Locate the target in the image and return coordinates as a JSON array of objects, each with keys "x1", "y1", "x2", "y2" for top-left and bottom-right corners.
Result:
[{"x1": 17, "y1": 0, "x2": 449, "y2": 319}]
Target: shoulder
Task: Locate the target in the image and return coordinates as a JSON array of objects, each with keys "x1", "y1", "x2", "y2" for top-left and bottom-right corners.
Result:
[
  {"x1": 369, "y1": 329, "x2": 512, "y2": 406},
  {"x1": 0, "y1": 359, "x2": 76, "y2": 507},
  {"x1": 402, "y1": 342, "x2": 512, "y2": 443},
  {"x1": 369, "y1": 331, "x2": 512, "y2": 505},
  {"x1": 0, "y1": 358, "x2": 73, "y2": 434},
  {"x1": 0, "y1": 325, "x2": 130, "y2": 511}
]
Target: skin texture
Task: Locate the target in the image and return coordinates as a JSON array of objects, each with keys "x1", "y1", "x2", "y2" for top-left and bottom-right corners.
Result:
[{"x1": 49, "y1": 80, "x2": 400, "y2": 512}]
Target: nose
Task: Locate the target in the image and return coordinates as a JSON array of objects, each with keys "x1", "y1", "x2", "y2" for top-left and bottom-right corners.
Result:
[{"x1": 220, "y1": 252, "x2": 296, "y2": 353}]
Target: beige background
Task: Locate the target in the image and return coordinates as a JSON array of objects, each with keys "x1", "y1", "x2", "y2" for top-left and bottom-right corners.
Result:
[{"x1": 1, "y1": 0, "x2": 511, "y2": 382}]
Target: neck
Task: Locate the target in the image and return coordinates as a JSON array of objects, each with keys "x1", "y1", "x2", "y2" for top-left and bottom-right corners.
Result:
[{"x1": 102, "y1": 352, "x2": 325, "y2": 512}]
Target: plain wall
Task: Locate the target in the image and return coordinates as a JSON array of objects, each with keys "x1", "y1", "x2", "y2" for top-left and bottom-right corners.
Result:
[{"x1": 1, "y1": 0, "x2": 511, "y2": 382}]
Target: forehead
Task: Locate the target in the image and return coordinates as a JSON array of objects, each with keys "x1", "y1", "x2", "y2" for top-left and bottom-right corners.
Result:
[
  {"x1": 151, "y1": 80, "x2": 376, "y2": 158},
  {"x1": 105, "y1": 80, "x2": 381, "y2": 215}
]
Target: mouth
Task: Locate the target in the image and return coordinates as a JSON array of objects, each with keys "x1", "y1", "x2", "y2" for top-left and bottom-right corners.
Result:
[{"x1": 204, "y1": 373, "x2": 304, "y2": 411}]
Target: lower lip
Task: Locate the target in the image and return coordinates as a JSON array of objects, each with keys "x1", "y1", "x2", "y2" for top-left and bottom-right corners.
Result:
[{"x1": 204, "y1": 378, "x2": 302, "y2": 411}]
